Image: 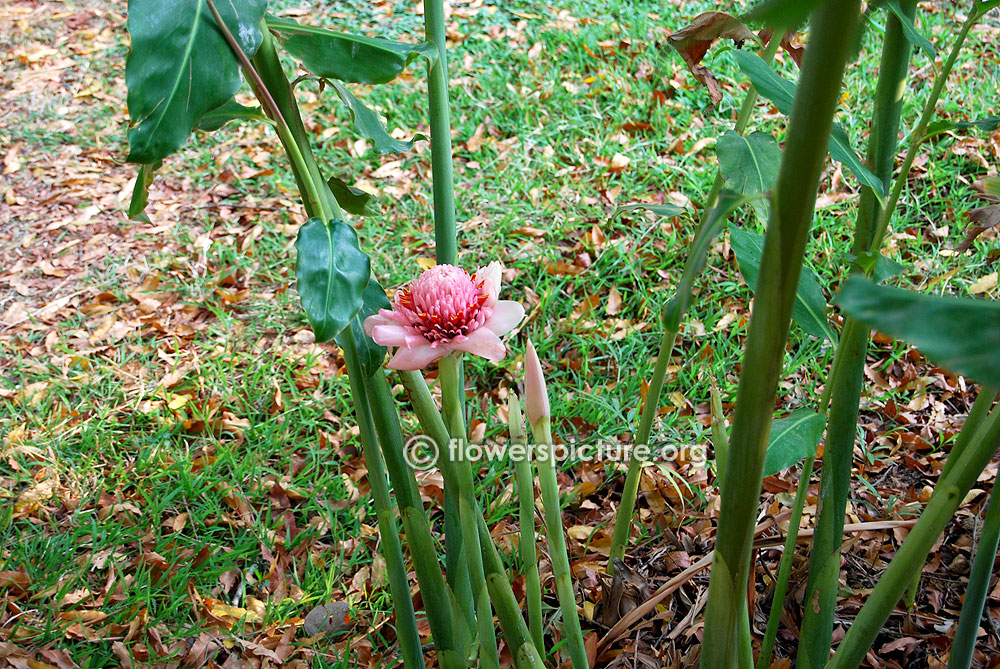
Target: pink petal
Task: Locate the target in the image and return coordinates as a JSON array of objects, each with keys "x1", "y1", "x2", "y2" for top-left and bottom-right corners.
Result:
[
  {"x1": 475, "y1": 261, "x2": 502, "y2": 306},
  {"x1": 363, "y1": 312, "x2": 395, "y2": 336},
  {"x1": 483, "y1": 300, "x2": 525, "y2": 336},
  {"x1": 387, "y1": 342, "x2": 449, "y2": 370},
  {"x1": 370, "y1": 324, "x2": 413, "y2": 347},
  {"x1": 453, "y1": 327, "x2": 505, "y2": 361}
]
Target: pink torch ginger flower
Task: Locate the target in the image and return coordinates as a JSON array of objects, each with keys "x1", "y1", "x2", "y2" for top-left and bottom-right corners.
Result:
[{"x1": 363, "y1": 262, "x2": 525, "y2": 370}]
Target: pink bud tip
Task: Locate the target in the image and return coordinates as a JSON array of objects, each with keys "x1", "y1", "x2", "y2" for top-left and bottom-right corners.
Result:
[{"x1": 524, "y1": 339, "x2": 550, "y2": 426}]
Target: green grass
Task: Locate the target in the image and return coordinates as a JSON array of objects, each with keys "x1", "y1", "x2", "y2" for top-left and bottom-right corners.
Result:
[{"x1": 2, "y1": 0, "x2": 999, "y2": 665}]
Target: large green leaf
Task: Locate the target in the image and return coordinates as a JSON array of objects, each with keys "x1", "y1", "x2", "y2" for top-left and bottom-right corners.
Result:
[
  {"x1": 733, "y1": 51, "x2": 885, "y2": 197},
  {"x1": 763, "y1": 410, "x2": 825, "y2": 476},
  {"x1": 662, "y1": 190, "x2": 763, "y2": 330},
  {"x1": 332, "y1": 82, "x2": 425, "y2": 155},
  {"x1": 265, "y1": 15, "x2": 434, "y2": 85},
  {"x1": 884, "y1": 0, "x2": 935, "y2": 58},
  {"x1": 730, "y1": 226, "x2": 837, "y2": 341},
  {"x1": 194, "y1": 98, "x2": 270, "y2": 132},
  {"x1": 717, "y1": 130, "x2": 781, "y2": 223},
  {"x1": 336, "y1": 277, "x2": 391, "y2": 377},
  {"x1": 128, "y1": 160, "x2": 161, "y2": 223},
  {"x1": 295, "y1": 219, "x2": 371, "y2": 342},
  {"x1": 834, "y1": 276, "x2": 1000, "y2": 382},
  {"x1": 327, "y1": 176, "x2": 379, "y2": 216},
  {"x1": 125, "y1": 0, "x2": 267, "y2": 164}
]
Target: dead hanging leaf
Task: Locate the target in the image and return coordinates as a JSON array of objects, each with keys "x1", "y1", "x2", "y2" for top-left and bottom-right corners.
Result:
[
  {"x1": 954, "y1": 205, "x2": 1000, "y2": 253},
  {"x1": 668, "y1": 12, "x2": 753, "y2": 105},
  {"x1": 758, "y1": 28, "x2": 805, "y2": 66}
]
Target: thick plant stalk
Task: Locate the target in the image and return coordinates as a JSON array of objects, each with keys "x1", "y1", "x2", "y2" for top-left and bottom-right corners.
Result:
[
  {"x1": 524, "y1": 341, "x2": 587, "y2": 668},
  {"x1": 510, "y1": 395, "x2": 544, "y2": 651},
  {"x1": 420, "y1": 0, "x2": 469, "y2": 620},
  {"x1": 868, "y1": 2, "x2": 982, "y2": 253},
  {"x1": 829, "y1": 406, "x2": 1000, "y2": 668},
  {"x1": 206, "y1": 6, "x2": 430, "y2": 664},
  {"x1": 949, "y1": 486, "x2": 1000, "y2": 669},
  {"x1": 699, "y1": 1, "x2": 863, "y2": 665},
  {"x1": 756, "y1": 455, "x2": 814, "y2": 669},
  {"x1": 532, "y1": 417, "x2": 588, "y2": 669},
  {"x1": 941, "y1": 389, "x2": 997, "y2": 481},
  {"x1": 797, "y1": 5, "x2": 916, "y2": 664},
  {"x1": 400, "y1": 370, "x2": 545, "y2": 662},
  {"x1": 608, "y1": 35, "x2": 782, "y2": 569},
  {"x1": 439, "y1": 355, "x2": 501, "y2": 668},
  {"x1": 422, "y1": 0, "x2": 458, "y2": 264},
  {"x1": 339, "y1": 342, "x2": 424, "y2": 669}
]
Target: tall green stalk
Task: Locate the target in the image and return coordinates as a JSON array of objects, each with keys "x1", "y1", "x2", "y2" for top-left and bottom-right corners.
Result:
[
  {"x1": 797, "y1": 5, "x2": 916, "y2": 664},
  {"x1": 209, "y1": 11, "x2": 429, "y2": 665},
  {"x1": 422, "y1": 0, "x2": 458, "y2": 264},
  {"x1": 829, "y1": 405, "x2": 1000, "y2": 668},
  {"x1": 607, "y1": 34, "x2": 782, "y2": 569},
  {"x1": 700, "y1": 1, "x2": 863, "y2": 665},
  {"x1": 757, "y1": 455, "x2": 814, "y2": 669},
  {"x1": 339, "y1": 341, "x2": 423, "y2": 668},
  {"x1": 440, "y1": 355, "x2": 500, "y2": 668},
  {"x1": 510, "y1": 395, "x2": 544, "y2": 651},
  {"x1": 420, "y1": 0, "x2": 469, "y2": 621},
  {"x1": 949, "y1": 484, "x2": 1000, "y2": 669},
  {"x1": 532, "y1": 418, "x2": 588, "y2": 669},
  {"x1": 400, "y1": 370, "x2": 545, "y2": 662}
]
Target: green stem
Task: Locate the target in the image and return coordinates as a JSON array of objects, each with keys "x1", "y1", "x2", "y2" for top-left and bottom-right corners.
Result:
[
  {"x1": 510, "y1": 395, "x2": 544, "y2": 651},
  {"x1": 422, "y1": 0, "x2": 458, "y2": 265},
  {"x1": 941, "y1": 389, "x2": 998, "y2": 481},
  {"x1": 829, "y1": 406, "x2": 1000, "y2": 668},
  {"x1": 338, "y1": 341, "x2": 423, "y2": 668},
  {"x1": 756, "y1": 455, "x2": 814, "y2": 669},
  {"x1": 532, "y1": 417, "x2": 588, "y2": 669},
  {"x1": 607, "y1": 35, "x2": 782, "y2": 571},
  {"x1": 401, "y1": 370, "x2": 539, "y2": 661},
  {"x1": 440, "y1": 355, "x2": 500, "y2": 668},
  {"x1": 868, "y1": 3, "x2": 980, "y2": 254},
  {"x1": 949, "y1": 484, "x2": 1000, "y2": 669},
  {"x1": 700, "y1": 1, "x2": 863, "y2": 665},
  {"x1": 363, "y1": 368, "x2": 463, "y2": 667},
  {"x1": 212, "y1": 10, "x2": 429, "y2": 664}
]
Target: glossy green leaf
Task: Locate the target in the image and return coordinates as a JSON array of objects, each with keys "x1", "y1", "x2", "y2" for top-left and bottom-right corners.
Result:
[
  {"x1": 336, "y1": 277, "x2": 391, "y2": 377},
  {"x1": 128, "y1": 160, "x2": 161, "y2": 223},
  {"x1": 763, "y1": 410, "x2": 825, "y2": 476},
  {"x1": 332, "y1": 82, "x2": 425, "y2": 155},
  {"x1": 662, "y1": 190, "x2": 762, "y2": 330},
  {"x1": 295, "y1": 218, "x2": 371, "y2": 342},
  {"x1": 924, "y1": 116, "x2": 1000, "y2": 141},
  {"x1": 834, "y1": 276, "x2": 1000, "y2": 382},
  {"x1": 717, "y1": 130, "x2": 781, "y2": 223},
  {"x1": 733, "y1": 51, "x2": 886, "y2": 197},
  {"x1": 730, "y1": 226, "x2": 836, "y2": 341},
  {"x1": 885, "y1": 1, "x2": 934, "y2": 57},
  {"x1": 194, "y1": 98, "x2": 269, "y2": 132},
  {"x1": 612, "y1": 203, "x2": 687, "y2": 219},
  {"x1": 125, "y1": 0, "x2": 267, "y2": 164},
  {"x1": 327, "y1": 176, "x2": 379, "y2": 216},
  {"x1": 265, "y1": 15, "x2": 435, "y2": 85}
]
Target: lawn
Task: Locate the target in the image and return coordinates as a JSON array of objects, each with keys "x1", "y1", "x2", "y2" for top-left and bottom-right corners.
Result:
[{"x1": 1, "y1": 0, "x2": 999, "y2": 667}]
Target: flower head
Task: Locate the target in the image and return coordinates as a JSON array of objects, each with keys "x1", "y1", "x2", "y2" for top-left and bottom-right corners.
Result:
[
  {"x1": 363, "y1": 262, "x2": 525, "y2": 370},
  {"x1": 523, "y1": 339, "x2": 550, "y2": 427}
]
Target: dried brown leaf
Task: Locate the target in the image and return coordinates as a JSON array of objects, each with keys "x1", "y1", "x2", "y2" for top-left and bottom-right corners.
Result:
[{"x1": 668, "y1": 12, "x2": 753, "y2": 105}]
